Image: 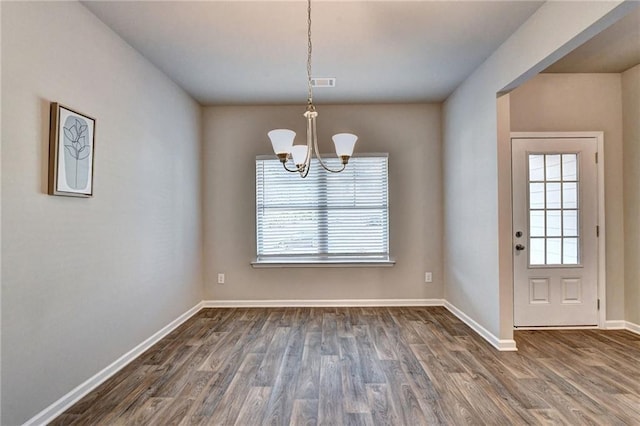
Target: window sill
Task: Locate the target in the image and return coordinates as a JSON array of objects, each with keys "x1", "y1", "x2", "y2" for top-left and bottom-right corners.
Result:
[{"x1": 251, "y1": 255, "x2": 396, "y2": 268}]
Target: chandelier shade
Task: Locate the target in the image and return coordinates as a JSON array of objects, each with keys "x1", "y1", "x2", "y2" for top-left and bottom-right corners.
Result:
[
  {"x1": 290, "y1": 145, "x2": 309, "y2": 166},
  {"x1": 268, "y1": 129, "x2": 296, "y2": 155},
  {"x1": 267, "y1": 0, "x2": 358, "y2": 177},
  {"x1": 332, "y1": 133, "x2": 358, "y2": 160}
]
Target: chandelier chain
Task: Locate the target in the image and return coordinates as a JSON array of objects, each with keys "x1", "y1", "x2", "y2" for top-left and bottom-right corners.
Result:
[{"x1": 307, "y1": 0, "x2": 313, "y2": 105}]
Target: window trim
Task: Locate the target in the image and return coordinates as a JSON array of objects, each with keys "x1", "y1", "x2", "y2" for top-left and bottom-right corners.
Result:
[
  {"x1": 251, "y1": 256, "x2": 396, "y2": 268},
  {"x1": 253, "y1": 153, "x2": 393, "y2": 267}
]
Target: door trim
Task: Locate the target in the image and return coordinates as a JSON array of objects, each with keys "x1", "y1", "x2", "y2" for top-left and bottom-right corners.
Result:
[{"x1": 510, "y1": 131, "x2": 606, "y2": 328}]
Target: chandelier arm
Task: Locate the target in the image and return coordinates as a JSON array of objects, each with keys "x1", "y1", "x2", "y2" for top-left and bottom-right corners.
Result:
[
  {"x1": 299, "y1": 156, "x2": 311, "y2": 177},
  {"x1": 319, "y1": 161, "x2": 346, "y2": 173},
  {"x1": 304, "y1": 113, "x2": 313, "y2": 166},
  {"x1": 299, "y1": 154, "x2": 311, "y2": 178},
  {"x1": 311, "y1": 116, "x2": 346, "y2": 173},
  {"x1": 281, "y1": 161, "x2": 305, "y2": 173}
]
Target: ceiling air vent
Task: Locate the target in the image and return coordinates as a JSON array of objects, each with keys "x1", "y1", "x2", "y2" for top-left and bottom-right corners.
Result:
[{"x1": 311, "y1": 77, "x2": 336, "y2": 88}]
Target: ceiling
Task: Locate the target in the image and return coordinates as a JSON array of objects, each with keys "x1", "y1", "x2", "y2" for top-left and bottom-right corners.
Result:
[
  {"x1": 82, "y1": 1, "x2": 639, "y2": 105},
  {"x1": 544, "y1": 6, "x2": 640, "y2": 73},
  {"x1": 83, "y1": 1, "x2": 544, "y2": 105}
]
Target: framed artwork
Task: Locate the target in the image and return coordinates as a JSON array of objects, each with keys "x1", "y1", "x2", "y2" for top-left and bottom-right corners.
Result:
[{"x1": 48, "y1": 103, "x2": 96, "y2": 197}]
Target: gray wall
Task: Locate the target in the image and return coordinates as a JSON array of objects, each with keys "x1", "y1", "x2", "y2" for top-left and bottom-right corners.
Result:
[
  {"x1": 510, "y1": 73, "x2": 625, "y2": 320},
  {"x1": 203, "y1": 104, "x2": 443, "y2": 301},
  {"x1": 443, "y1": 1, "x2": 631, "y2": 341},
  {"x1": 622, "y1": 64, "x2": 640, "y2": 325},
  {"x1": 1, "y1": 3, "x2": 203, "y2": 424}
]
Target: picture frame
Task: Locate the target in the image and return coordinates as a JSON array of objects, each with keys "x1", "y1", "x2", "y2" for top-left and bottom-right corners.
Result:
[{"x1": 48, "y1": 103, "x2": 96, "y2": 197}]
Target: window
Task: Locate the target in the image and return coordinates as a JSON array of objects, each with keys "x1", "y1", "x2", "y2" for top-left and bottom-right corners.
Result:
[
  {"x1": 254, "y1": 154, "x2": 391, "y2": 266},
  {"x1": 528, "y1": 153, "x2": 580, "y2": 266}
]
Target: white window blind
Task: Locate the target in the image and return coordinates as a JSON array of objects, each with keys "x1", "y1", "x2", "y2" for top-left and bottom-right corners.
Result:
[{"x1": 255, "y1": 155, "x2": 389, "y2": 264}]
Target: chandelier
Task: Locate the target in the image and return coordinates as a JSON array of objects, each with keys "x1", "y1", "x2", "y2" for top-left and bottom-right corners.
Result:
[{"x1": 268, "y1": 0, "x2": 358, "y2": 178}]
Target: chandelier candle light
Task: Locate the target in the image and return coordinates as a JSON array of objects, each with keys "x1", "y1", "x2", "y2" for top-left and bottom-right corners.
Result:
[{"x1": 268, "y1": 0, "x2": 358, "y2": 178}]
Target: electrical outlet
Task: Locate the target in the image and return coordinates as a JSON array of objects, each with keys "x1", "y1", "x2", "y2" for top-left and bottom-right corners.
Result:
[
  {"x1": 424, "y1": 272, "x2": 432, "y2": 283},
  {"x1": 217, "y1": 273, "x2": 225, "y2": 284}
]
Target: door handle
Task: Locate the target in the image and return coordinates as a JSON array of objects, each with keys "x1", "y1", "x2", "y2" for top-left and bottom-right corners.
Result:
[{"x1": 515, "y1": 244, "x2": 526, "y2": 251}]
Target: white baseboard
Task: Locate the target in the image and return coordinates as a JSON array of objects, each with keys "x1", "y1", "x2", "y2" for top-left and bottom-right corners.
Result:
[
  {"x1": 604, "y1": 320, "x2": 626, "y2": 330},
  {"x1": 443, "y1": 301, "x2": 517, "y2": 351},
  {"x1": 515, "y1": 326, "x2": 598, "y2": 330},
  {"x1": 23, "y1": 301, "x2": 204, "y2": 426},
  {"x1": 202, "y1": 298, "x2": 445, "y2": 308},
  {"x1": 626, "y1": 321, "x2": 640, "y2": 335},
  {"x1": 606, "y1": 320, "x2": 640, "y2": 335}
]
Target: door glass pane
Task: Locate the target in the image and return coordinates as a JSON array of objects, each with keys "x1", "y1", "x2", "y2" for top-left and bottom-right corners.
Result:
[
  {"x1": 529, "y1": 183, "x2": 545, "y2": 209},
  {"x1": 530, "y1": 238, "x2": 545, "y2": 265},
  {"x1": 529, "y1": 155, "x2": 545, "y2": 181},
  {"x1": 546, "y1": 155, "x2": 561, "y2": 181},
  {"x1": 547, "y1": 211, "x2": 561, "y2": 236},
  {"x1": 547, "y1": 238, "x2": 562, "y2": 264},
  {"x1": 563, "y1": 183, "x2": 577, "y2": 209},
  {"x1": 546, "y1": 183, "x2": 561, "y2": 209},
  {"x1": 563, "y1": 210, "x2": 578, "y2": 236},
  {"x1": 527, "y1": 153, "x2": 581, "y2": 266},
  {"x1": 563, "y1": 238, "x2": 578, "y2": 264},
  {"x1": 562, "y1": 154, "x2": 577, "y2": 180},
  {"x1": 530, "y1": 211, "x2": 545, "y2": 237}
]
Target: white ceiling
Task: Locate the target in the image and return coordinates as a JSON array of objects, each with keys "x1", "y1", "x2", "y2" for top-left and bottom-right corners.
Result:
[
  {"x1": 83, "y1": 1, "x2": 544, "y2": 105},
  {"x1": 545, "y1": 6, "x2": 640, "y2": 73}
]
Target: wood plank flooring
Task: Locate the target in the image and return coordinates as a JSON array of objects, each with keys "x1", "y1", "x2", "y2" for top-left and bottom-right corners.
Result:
[{"x1": 52, "y1": 307, "x2": 640, "y2": 425}]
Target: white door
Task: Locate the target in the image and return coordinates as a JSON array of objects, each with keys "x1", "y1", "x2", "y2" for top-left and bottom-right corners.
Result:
[{"x1": 512, "y1": 136, "x2": 599, "y2": 327}]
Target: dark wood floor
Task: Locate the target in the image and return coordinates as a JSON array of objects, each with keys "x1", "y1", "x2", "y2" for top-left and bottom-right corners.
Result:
[{"x1": 52, "y1": 307, "x2": 640, "y2": 425}]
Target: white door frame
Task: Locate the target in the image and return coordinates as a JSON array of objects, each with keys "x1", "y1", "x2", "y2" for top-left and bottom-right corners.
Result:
[{"x1": 511, "y1": 131, "x2": 606, "y2": 328}]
